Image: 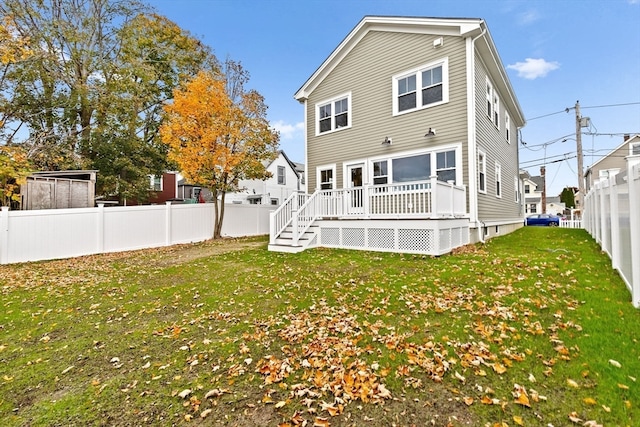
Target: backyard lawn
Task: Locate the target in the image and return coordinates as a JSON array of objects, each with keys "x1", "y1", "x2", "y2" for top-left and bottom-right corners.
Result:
[{"x1": 0, "y1": 228, "x2": 638, "y2": 426}]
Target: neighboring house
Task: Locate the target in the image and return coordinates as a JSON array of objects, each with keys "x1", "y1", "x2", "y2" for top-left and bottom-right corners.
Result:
[
  {"x1": 148, "y1": 172, "x2": 180, "y2": 204},
  {"x1": 21, "y1": 170, "x2": 97, "y2": 210},
  {"x1": 585, "y1": 134, "x2": 640, "y2": 192},
  {"x1": 269, "y1": 16, "x2": 526, "y2": 255},
  {"x1": 522, "y1": 171, "x2": 544, "y2": 214},
  {"x1": 546, "y1": 196, "x2": 566, "y2": 216},
  {"x1": 226, "y1": 150, "x2": 303, "y2": 205}
]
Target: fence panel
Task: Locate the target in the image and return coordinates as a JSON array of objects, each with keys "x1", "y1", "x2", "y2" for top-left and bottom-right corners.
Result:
[
  {"x1": 0, "y1": 202, "x2": 270, "y2": 265},
  {"x1": 584, "y1": 155, "x2": 640, "y2": 308}
]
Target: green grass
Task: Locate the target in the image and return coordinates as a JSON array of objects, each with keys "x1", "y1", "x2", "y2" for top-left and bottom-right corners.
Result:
[{"x1": 0, "y1": 228, "x2": 638, "y2": 426}]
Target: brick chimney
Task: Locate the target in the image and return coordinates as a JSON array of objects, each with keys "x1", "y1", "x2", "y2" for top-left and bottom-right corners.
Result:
[{"x1": 624, "y1": 134, "x2": 630, "y2": 142}]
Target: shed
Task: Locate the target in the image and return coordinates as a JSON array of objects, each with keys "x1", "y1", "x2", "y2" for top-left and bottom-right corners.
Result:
[{"x1": 22, "y1": 170, "x2": 97, "y2": 210}]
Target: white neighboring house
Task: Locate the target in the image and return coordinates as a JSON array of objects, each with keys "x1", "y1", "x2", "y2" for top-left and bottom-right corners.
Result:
[
  {"x1": 226, "y1": 150, "x2": 305, "y2": 205},
  {"x1": 522, "y1": 172, "x2": 544, "y2": 214}
]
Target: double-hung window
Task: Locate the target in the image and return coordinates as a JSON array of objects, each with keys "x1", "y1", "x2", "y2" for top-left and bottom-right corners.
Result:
[
  {"x1": 373, "y1": 160, "x2": 388, "y2": 185},
  {"x1": 393, "y1": 58, "x2": 448, "y2": 115},
  {"x1": 495, "y1": 162, "x2": 502, "y2": 198},
  {"x1": 505, "y1": 112, "x2": 511, "y2": 143},
  {"x1": 478, "y1": 151, "x2": 486, "y2": 193},
  {"x1": 316, "y1": 93, "x2": 351, "y2": 135},
  {"x1": 436, "y1": 150, "x2": 456, "y2": 182},
  {"x1": 486, "y1": 78, "x2": 500, "y2": 127},
  {"x1": 631, "y1": 142, "x2": 640, "y2": 155},
  {"x1": 277, "y1": 166, "x2": 286, "y2": 185},
  {"x1": 318, "y1": 165, "x2": 335, "y2": 190},
  {"x1": 149, "y1": 175, "x2": 162, "y2": 191}
]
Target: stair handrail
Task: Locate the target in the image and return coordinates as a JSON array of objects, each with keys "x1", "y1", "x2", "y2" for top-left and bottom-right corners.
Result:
[
  {"x1": 291, "y1": 190, "x2": 322, "y2": 246},
  {"x1": 269, "y1": 191, "x2": 300, "y2": 244}
]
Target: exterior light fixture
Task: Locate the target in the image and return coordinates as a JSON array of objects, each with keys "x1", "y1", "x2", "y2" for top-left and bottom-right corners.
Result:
[
  {"x1": 382, "y1": 136, "x2": 392, "y2": 145},
  {"x1": 425, "y1": 128, "x2": 436, "y2": 137}
]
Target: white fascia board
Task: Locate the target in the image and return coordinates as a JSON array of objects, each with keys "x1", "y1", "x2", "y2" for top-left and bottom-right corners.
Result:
[{"x1": 294, "y1": 16, "x2": 483, "y2": 102}]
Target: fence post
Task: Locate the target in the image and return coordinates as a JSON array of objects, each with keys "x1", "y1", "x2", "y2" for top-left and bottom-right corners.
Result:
[
  {"x1": 609, "y1": 175, "x2": 620, "y2": 270},
  {"x1": 0, "y1": 207, "x2": 9, "y2": 265},
  {"x1": 165, "y1": 201, "x2": 172, "y2": 246},
  {"x1": 97, "y1": 203, "x2": 105, "y2": 253},
  {"x1": 627, "y1": 156, "x2": 640, "y2": 308}
]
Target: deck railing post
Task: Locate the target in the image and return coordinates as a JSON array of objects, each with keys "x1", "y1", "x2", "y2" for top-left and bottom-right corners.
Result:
[{"x1": 430, "y1": 175, "x2": 438, "y2": 217}]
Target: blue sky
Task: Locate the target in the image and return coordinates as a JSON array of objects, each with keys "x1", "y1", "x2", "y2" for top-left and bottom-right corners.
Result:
[{"x1": 148, "y1": 0, "x2": 640, "y2": 196}]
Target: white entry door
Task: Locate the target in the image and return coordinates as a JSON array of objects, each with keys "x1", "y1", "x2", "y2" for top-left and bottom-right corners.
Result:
[{"x1": 346, "y1": 163, "x2": 364, "y2": 215}]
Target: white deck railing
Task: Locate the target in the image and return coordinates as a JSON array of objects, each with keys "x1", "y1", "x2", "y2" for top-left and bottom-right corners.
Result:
[{"x1": 270, "y1": 176, "x2": 467, "y2": 246}]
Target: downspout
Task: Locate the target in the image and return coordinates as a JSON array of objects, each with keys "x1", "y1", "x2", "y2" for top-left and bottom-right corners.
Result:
[{"x1": 466, "y1": 25, "x2": 487, "y2": 243}]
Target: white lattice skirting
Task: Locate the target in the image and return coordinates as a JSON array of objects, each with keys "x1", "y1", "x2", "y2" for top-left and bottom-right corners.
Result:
[{"x1": 315, "y1": 218, "x2": 470, "y2": 256}]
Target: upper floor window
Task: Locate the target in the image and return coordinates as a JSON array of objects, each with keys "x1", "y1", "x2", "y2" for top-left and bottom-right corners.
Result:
[
  {"x1": 316, "y1": 93, "x2": 351, "y2": 135},
  {"x1": 149, "y1": 175, "x2": 162, "y2": 191},
  {"x1": 277, "y1": 166, "x2": 286, "y2": 185},
  {"x1": 631, "y1": 142, "x2": 640, "y2": 155},
  {"x1": 505, "y1": 112, "x2": 511, "y2": 143},
  {"x1": 478, "y1": 151, "x2": 486, "y2": 193},
  {"x1": 525, "y1": 184, "x2": 530, "y2": 194},
  {"x1": 393, "y1": 58, "x2": 448, "y2": 115},
  {"x1": 486, "y1": 78, "x2": 500, "y2": 128}
]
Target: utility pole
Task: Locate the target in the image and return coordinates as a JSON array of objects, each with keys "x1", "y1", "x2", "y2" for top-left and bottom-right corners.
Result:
[
  {"x1": 541, "y1": 166, "x2": 546, "y2": 214},
  {"x1": 575, "y1": 100, "x2": 585, "y2": 214}
]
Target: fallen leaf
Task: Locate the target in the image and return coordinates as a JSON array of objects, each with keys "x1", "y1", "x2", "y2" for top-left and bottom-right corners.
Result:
[
  {"x1": 275, "y1": 400, "x2": 287, "y2": 408},
  {"x1": 314, "y1": 417, "x2": 330, "y2": 427},
  {"x1": 601, "y1": 405, "x2": 611, "y2": 413},
  {"x1": 618, "y1": 383, "x2": 629, "y2": 390},
  {"x1": 463, "y1": 396, "x2": 474, "y2": 406},
  {"x1": 567, "y1": 379, "x2": 579, "y2": 388},
  {"x1": 61, "y1": 366, "x2": 74, "y2": 374},
  {"x1": 513, "y1": 415, "x2": 524, "y2": 426},
  {"x1": 568, "y1": 412, "x2": 582, "y2": 423},
  {"x1": 200, "y1": 408, "x2": 212, "y2": 418},
  {"x1": 583, "y1": 397, "x2": 597, "y2": 405},
  {"x1": 178, "y1": 389, "x2": 192, "y2": 399},
  {"x1": 608, "y1": 359, "x2": 621, "y2": 368}
]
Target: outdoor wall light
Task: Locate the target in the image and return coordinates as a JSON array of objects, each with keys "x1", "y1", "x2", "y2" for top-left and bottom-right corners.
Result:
[
  {"x1": 425, "y1": 128, "x2": 436, "y2": 137},
  {"x1": 382, "y1": 136, "x2": 392, "y2": 145}
]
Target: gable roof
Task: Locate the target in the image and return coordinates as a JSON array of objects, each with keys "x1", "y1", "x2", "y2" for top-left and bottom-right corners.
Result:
[
  {"x1": 294, "y1": 15, "x2": 525, "y2": 127},
  {"x1": 585, "y1": 134, "x2": 640, "y2": 174}
]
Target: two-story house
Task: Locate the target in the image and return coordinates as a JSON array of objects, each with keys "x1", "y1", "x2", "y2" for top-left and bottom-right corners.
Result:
[
  {"x1": 585, "y1": 134, "x2": 640, "y2": 192},
  {"x1": 269, "y1": 16, "x2": 525, "y2": 255},
  {"x1": 225, "y1": 150, "x2": 304, "y2": 206}
]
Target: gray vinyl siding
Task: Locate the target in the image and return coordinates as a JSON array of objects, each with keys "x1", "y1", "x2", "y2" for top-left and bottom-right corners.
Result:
[
  {"x1": 306, "y1": 30, "x2": 469, "y2": 191},
  {"x1": 586, "y1": 145, "x2": 629, "y2": 190},
  {"x1": 474, "y1": 54, "x2": 521, "y2": 222}
]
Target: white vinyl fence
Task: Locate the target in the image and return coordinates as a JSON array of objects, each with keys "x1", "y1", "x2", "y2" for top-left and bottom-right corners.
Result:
[
  {"x1": 583, "y1": 155, "x2": 640, "y2": 308},
  {"x1": 0, "y1": 202, "x2": 272, "y2": 265}
]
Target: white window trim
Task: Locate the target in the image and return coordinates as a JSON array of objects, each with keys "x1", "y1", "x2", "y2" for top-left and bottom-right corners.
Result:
[
  {"x1": 514, "y1": 176, "x2": 520, "y2": 203},
  {"x1": 315, "y1": 92, "x2": 352, "y2": 136},
  {"x1": 316, "y1": 164, "x2": 336, "y2": 190},
  {"x1": 392, "y1": 57, "x2": 449, "y2": 116},
  {"x1": 486, "y1": 78, "x2": 493, "y2": 121},
  {"x1": 366, "y1": 143, "x2": 463, "y2": 186},
  {"x1": 630, "y1": 142, "x2": 640, "y2": 156},
  {"x1": 493, "y1": 92, "x2": 500, "y2": 129},
  {"x1": 478, "y1": 150, "x2": 487, "y2": 194},
  {"x1": 149, "y1": 174, "x2": 163, "y2": 191},
  {"x1": 277, "y1": 165, "x2": 286, "y2": 185},
  {"x1": 505, "y1": 112, "x2": 511, "y2": 143},
  {"x1": 495, "y1": 162, "x2": 502, "y2": 198}
]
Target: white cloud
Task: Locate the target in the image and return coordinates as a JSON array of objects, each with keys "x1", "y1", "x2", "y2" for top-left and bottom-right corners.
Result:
[
  {"x1": 507, "y1": 58, "x2": 560, "y2": 79},
  {"x1": 629, "y1": 0, "x2": 639, "y2": 5},
  {"x1": 518, "y1": 9, "x2": 540, "y2": 25},
  {"x1": 271, "y1": 120, "x2": 304, "y2": 140}
]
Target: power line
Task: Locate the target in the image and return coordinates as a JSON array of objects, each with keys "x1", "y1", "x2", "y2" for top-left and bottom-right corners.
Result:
[{"x1": 525, "y1": 101, "x2": 640, "y2": 122}]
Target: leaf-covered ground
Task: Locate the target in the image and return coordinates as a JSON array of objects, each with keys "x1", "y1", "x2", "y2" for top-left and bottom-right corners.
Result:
[{"x1": 0, "y1": 228, "x2": 638, "y2": 426}]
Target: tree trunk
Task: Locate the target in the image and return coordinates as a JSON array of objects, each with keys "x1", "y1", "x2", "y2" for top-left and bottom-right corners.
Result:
[{"x1": 213, "y1": 191, "x2": 226, "y2": 239}]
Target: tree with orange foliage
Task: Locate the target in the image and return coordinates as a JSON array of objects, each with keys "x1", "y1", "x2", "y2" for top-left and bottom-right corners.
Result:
[{"x1": 160, "y1": 62, "x2": 279, "y2": 238}]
